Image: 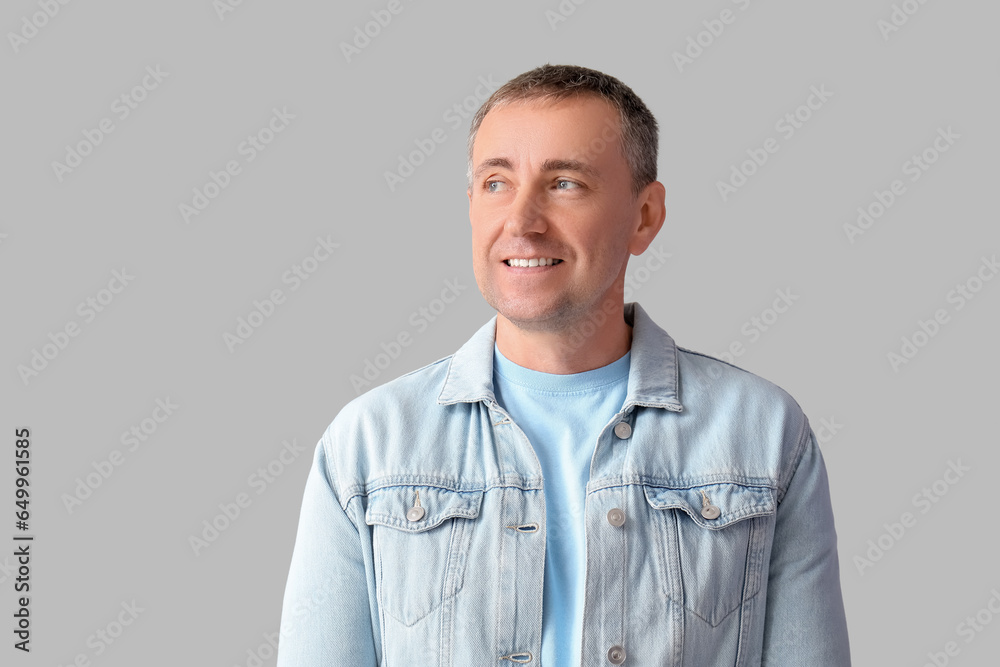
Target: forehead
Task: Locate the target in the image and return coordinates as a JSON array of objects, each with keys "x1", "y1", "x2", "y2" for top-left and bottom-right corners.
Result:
[{"x1": 472, "y1": 95, "x2": 623, "y2": 166}]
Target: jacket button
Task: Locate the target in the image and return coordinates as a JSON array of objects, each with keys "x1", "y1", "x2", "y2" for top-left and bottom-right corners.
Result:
[
  {"x1": 701, "y1": 505, "x2": 720, "y2": 520},
  {"x1": 406, "y1": 506, "x2": 425, "y2": 522},
  {"x1": 607, "y1": 645, "x2": 626, "y2": 664},
  {"x1": 607, "y1": 508, "x2": 626, "y2": 527},
  {"x1": 613, "y1": 422, "x2": 632, "y2": 439}
]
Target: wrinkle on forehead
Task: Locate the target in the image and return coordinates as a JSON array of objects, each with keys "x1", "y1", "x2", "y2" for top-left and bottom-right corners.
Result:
[{"x1": 471, "y1": 157, "x2": 601, "y2": 182}]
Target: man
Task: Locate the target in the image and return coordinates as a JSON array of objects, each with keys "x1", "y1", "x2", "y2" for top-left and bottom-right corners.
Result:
[{"x1": 277, "y1": 64, "x2": 850, "y2": 666}]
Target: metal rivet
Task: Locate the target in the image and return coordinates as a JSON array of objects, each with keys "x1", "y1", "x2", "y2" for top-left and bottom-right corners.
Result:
[
  {"x1": 607, "y1": 508, "x2": 626, "y2": 527},
  {"x1": 613, "y1": 422, "x2": 632, "y2": 439},
  {"x1": 607, "y1": 645, "x2": 626, "y2": 664}
]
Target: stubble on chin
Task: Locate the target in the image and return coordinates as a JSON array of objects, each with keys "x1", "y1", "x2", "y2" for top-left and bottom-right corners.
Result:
[{"x1": 483, "y1": 285, "x2": 590, "y2": 335}]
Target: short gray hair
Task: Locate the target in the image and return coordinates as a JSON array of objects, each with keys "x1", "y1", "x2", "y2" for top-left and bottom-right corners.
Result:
[{"x1": 467, "y1": 64, "x2": 659, "y2": 197}]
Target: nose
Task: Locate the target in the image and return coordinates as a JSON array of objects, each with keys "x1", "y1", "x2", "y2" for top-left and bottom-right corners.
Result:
[{"x1": 504, "y1": 187, "x2": 549, "y2": 236}]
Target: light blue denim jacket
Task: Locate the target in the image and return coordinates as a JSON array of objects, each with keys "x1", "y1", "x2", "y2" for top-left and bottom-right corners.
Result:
[{"x1": 277, "y1": 302, "x2": 851, "y2": 666}]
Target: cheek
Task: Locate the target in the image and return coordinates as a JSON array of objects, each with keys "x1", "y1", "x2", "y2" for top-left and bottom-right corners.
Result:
[
  {"x1": 580, "y1": 219, "x2": 634, "y2": 270},
  {"x1": 577, "y1": 210, "x2": 631, "y2": 248},
  {"x1": 469, "y1": 225, "x2": 487, "y2": 250},
  {"x1": 470, "y1": 229, "x2": 494, "y2": 264},
  {"x1": 470, "y1": 211, "x2": 503, "y2": 250}
]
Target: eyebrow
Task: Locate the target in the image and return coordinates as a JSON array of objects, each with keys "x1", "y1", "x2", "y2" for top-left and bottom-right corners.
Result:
[
  {"x1": 472, "y1": 157, "x2": 513, "y2": 181},
  {"x1": 472, "y1": 157, "x2": 600, "y2": 181},
  {"x1": 540, "y1": 159, "x2": 600, "y2": 179}
]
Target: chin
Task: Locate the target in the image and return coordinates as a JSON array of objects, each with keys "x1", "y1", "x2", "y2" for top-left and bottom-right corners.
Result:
[{"x1": 496, "y1": 300, "x2": 581, "y2": 332}]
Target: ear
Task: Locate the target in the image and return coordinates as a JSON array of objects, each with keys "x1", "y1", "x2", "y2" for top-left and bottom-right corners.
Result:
[{"x1": 627, "y1": 180, "x2": 666, "y2": 256}]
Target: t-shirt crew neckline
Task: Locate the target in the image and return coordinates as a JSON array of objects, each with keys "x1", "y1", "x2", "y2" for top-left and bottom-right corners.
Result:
[{"x1": 492, "y1": 343, "x2": 631, "y2": 395}]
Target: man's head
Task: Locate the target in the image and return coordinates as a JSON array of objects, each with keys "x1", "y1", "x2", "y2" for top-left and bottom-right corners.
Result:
[
  {"x1": 467, "y1": 64, "x2": 665, "y2": 335},
  {"x1": 468, "y1": 64, "x2": 659, "y2": 198}
]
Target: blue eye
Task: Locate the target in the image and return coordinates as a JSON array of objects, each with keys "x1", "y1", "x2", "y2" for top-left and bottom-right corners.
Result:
[
  {"x1": 486, "y1": 180, "x2": 508, "y2": 192},
  {"x1": 556, "y1": 180, "x2": 579, "y2": 190}
]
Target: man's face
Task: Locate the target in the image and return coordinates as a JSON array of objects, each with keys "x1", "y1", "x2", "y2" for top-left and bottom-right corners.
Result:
[{"x1": 468, "y1": 95, "x2": 656, "y2": 332}]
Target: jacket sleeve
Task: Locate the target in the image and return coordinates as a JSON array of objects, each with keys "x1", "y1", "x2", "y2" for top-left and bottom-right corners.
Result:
[
  {"x1": 276, "y1": 434, "x2": 378, "y2": 666},
  {"x1": 761, "y1": 427, "x2": 852, "y2": 665}
]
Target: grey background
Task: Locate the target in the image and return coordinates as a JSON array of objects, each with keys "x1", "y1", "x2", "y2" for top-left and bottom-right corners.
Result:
[{"x1": 2, "y1": 1, "x2": 998, "y2": 664}]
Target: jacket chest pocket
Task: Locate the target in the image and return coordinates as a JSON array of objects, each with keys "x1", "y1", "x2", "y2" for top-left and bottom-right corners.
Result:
[
  {"x1": 643, "y1": 483, "x2": 776, "y2": 627},
  {"x1": 365, "y1": 486, "x2": 483, "y2": 627}
]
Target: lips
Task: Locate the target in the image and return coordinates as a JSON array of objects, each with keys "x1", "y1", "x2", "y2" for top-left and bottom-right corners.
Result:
[{"x1": 503, "y1": 258, "x2": 563, "y2": 267}]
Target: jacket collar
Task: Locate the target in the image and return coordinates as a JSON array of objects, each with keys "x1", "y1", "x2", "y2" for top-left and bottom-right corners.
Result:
[{"x1": 438, "y1": 302, "x2": 683, "y2": 412}]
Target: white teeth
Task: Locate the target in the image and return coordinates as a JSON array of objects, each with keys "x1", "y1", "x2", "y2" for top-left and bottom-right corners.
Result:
[{"x1": 506, "y1": 258, "x2": 561, "y2": 267}]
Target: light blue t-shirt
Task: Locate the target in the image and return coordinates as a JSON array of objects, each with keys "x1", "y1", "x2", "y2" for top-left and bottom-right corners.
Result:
[{"x1": 492, "y1": 344, "x2": 630, "y2": 667}]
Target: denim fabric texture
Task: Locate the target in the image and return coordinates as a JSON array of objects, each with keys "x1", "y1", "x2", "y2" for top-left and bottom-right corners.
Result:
[
  {"x1": 276, "y1": 302, "x2": 851, "y2": 666},
  {"x1": 492, "y1": 343, "x2": 630, "y2": 667}
]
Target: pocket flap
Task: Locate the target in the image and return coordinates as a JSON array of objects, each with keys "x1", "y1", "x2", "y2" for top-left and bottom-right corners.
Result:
[
  {"x1": 365, "y1": 486, "x2": 484, "y2": 532},
  {"x1": 642, "y1": 483, "x2": 775, "y2": 530}
]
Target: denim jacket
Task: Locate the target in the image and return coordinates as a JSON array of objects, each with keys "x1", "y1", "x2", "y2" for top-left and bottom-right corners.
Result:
[{"x1": 277, "y1": 302, "x2": 851, "y2": 666}]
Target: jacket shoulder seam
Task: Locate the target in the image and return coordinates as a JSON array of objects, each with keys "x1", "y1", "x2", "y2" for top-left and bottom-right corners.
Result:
[{"x1": 777, "y1": 416, "x2": 811, "y2": 503}]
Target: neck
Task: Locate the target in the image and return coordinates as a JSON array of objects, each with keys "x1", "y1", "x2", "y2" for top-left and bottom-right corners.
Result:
[{"x1": 494, "y1": 305, "x2": 632, "y2": 374}]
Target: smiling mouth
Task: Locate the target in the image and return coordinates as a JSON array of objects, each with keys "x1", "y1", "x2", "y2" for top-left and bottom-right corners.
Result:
[{"x1": 503, "y1": 258, "x2": 563, "y2": 267}]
